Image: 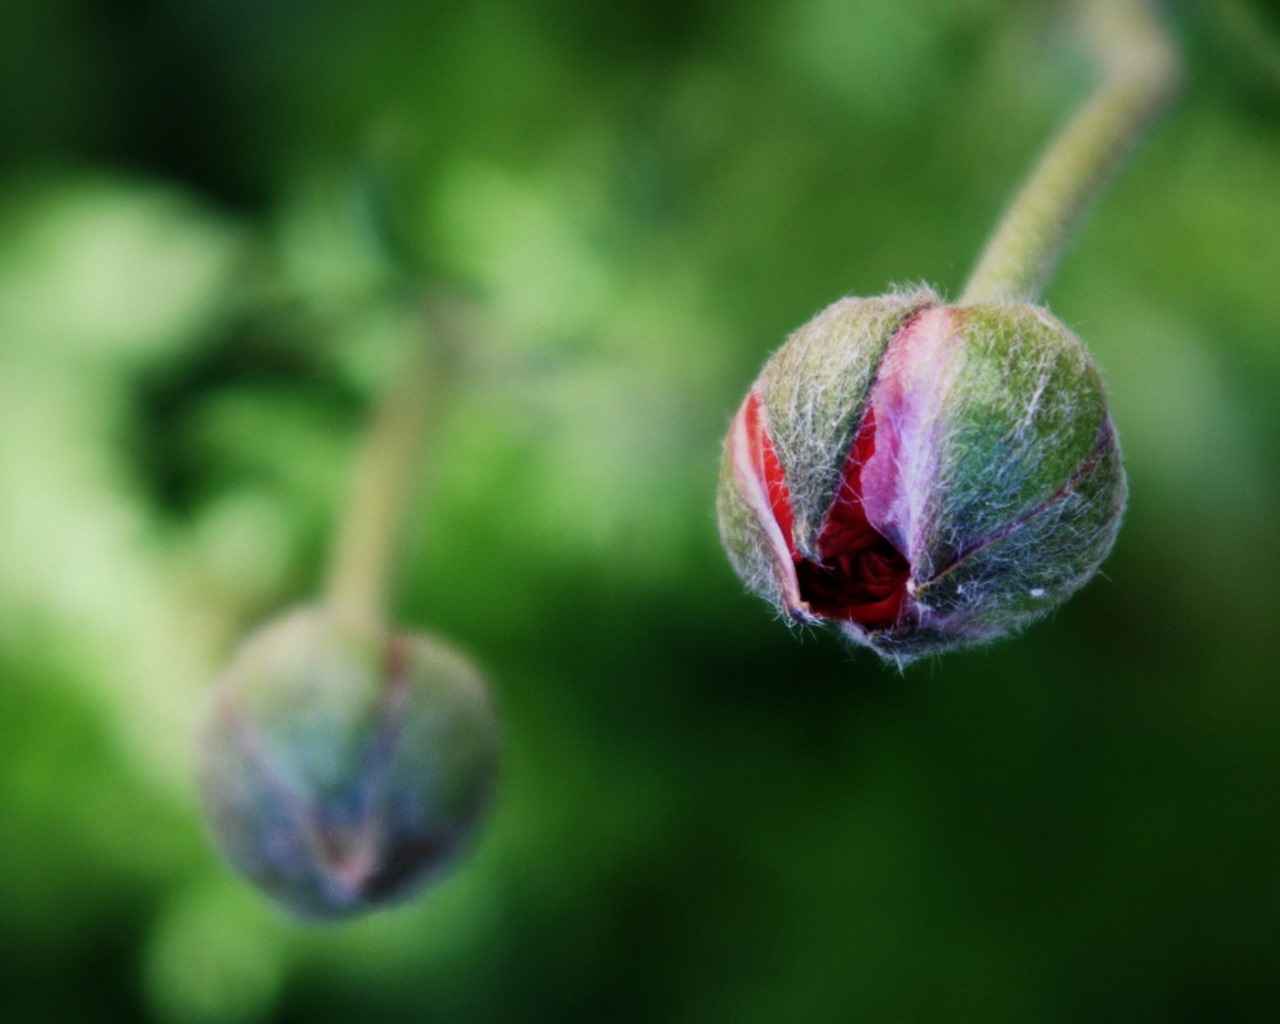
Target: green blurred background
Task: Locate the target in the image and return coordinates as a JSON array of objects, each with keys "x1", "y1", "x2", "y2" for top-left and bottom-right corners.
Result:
[{"x1": 3, "y1": 0, "x2": 1280, "y2": 1021}]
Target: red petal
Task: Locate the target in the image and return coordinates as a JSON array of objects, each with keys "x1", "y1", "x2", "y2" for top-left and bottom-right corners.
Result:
[
  {"x1": 731, "y1": 392, "x2": 808, "y2": 619},
  {"x1": 743, "y1": 391, "x2": 795, "y2": 554},
  {"x1": 797, "y1": 408, "x2": 910, "y2": 630},
  {"x1": 735, "y1": 392, "x2": 909, "y2": 631}
]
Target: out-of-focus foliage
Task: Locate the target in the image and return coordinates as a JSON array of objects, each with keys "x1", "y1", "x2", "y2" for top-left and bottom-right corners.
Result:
[{"x1": 2, "y1": 1, "x2": 1279, "y2": 1021}]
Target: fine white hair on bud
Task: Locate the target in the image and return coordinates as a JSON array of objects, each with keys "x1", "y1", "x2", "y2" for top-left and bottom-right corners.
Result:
[
  {"x1": 717, "y1": 290, "x2": 1126, "y2": 663},
  {"x1": 197, "y1": 607, "x2": 499, "y2": 920}
]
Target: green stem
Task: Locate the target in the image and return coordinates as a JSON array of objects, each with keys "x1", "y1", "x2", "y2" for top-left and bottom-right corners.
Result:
[
  {"x1": 960, "y1": 0, "x2": 1179, "y2": 305},
  {"x1": 325, "y1": 301, "x2": 457, "y2": 625}
]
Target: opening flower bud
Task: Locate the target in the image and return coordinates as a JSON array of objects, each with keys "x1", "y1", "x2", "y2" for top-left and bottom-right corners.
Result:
[
  {"x1": 717, "y1": 288, "x2": 1126, "y2": 663},
  {"x1": 197, "y1": 607, "x2": 499, "y2": 919}
]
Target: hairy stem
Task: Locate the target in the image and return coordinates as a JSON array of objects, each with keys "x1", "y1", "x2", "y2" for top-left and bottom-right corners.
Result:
[
  {"x1": 326, "y1": 301, "x2": 460, "y2": 625},
  {"x1": 960, "y1": 0, "x2": 1180, "y2": 305}
]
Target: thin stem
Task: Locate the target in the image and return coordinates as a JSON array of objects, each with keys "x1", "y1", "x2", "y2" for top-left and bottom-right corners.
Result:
[
  {"x1": 960, "y1": 0, "x2": 1180, "y2": 305},
  {"x1": 325, "y1": 300, "x2": 458, "y2": 625}
]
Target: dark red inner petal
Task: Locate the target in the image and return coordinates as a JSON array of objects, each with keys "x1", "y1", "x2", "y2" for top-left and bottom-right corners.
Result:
[
  {"x1": 749, "y1": 394, "x2": 909, "y2": 630},
  {"x1": 798, "y1": 408, "x2": 909, "y2": 629}
]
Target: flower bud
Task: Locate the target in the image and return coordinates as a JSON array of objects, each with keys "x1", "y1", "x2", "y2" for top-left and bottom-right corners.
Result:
[
  {"x1": 717, "y1": 288, "x2": 1126, "y2": 663},
  {"x1": 197, "y1": 607, "x2": 498, "y2": 919}
]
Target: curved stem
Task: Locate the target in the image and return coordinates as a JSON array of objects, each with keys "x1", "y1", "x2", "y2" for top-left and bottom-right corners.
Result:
[
  {"x1": 960, "y1": 0, "x2": 1180, "y2": 305},
  {"x1": 325, "y1": 300, "x2": 459, "y2": 625}
]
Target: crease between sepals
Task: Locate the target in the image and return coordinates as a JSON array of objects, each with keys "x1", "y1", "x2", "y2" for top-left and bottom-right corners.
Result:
[{"x1": 731, "y1": 389, "x2": 911, "y2": 631}]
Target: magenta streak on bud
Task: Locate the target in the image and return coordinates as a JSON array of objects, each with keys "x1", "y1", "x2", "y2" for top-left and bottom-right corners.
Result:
[
  {"x1": 859, "y1": 307, "x2": 964, "y2": 568},
  {"x1": 731, "y1": 390, "x2": 911, "y2": 630}
]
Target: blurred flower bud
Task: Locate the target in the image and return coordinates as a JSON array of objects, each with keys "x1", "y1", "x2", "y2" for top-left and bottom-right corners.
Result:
[
  {"x1": 198, "y1": 607, "x2": 498, "y2": 919},
  {"x1": 717, "y1": 288, "x2": 1126, "y2": 663}
]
